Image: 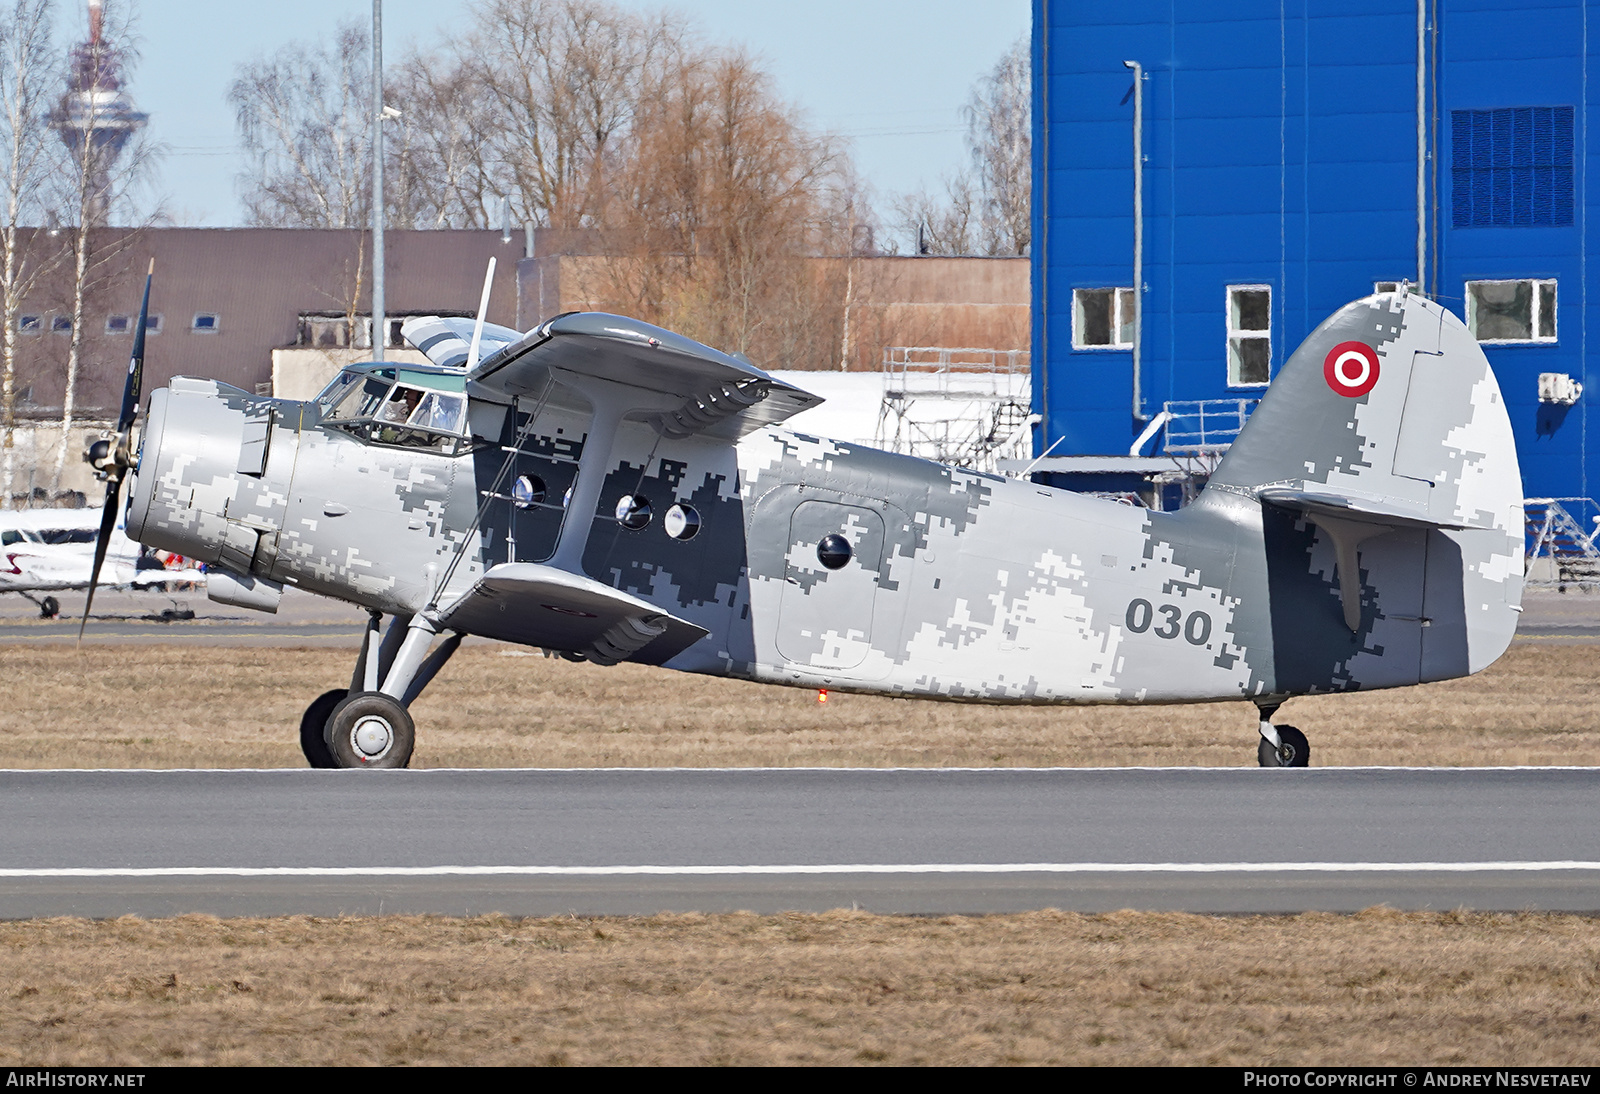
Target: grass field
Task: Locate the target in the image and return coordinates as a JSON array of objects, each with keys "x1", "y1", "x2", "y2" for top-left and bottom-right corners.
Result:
[
  {"x1": 0, "y1": 639, "x2": 1596, "y2": 769},
  {"x1": 1, "y1": 910, "x2": 1596, "y2": 1066},
  {"x1": 3, "y1": 638, "x2": 1597, "y2": 1066}
]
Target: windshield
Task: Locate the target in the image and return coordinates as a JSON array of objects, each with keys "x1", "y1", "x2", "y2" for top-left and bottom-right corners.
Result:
[
  {"x1": 319, "y1": 368, "x2": 470, "y2": 452},
  {"x1": 326, "y1": 372, "x2": 396, "y2": 422}
]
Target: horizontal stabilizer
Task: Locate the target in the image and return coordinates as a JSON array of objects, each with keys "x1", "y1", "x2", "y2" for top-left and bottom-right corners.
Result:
[
  {"x1": 437, "y1": 562, "x2": 708, "y2": 666},
  {"x1": 401, "y1": 316, "x2": 524, "y2": 369},
  {"x1": 1256, "y1": 485, "x2": 1489, "y2": 531},
  {"x1": 467, "y1": 312, "x2": 824, "y2": 441}
]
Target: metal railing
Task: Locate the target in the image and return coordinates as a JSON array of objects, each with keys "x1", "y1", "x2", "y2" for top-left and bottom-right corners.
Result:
[{"x1": 1162, "y1": 399, "x2": 1259, "y2": 454}]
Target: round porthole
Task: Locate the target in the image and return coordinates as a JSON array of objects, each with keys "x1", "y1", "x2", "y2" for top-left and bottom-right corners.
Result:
[
  {"x1": 664, "y1": 503, "x2": 701, "y2": 540},
  {"x1": 817, "y1": 533, "x2": 852, "y2": 570},
  {"x1": 614, "y1": 494, "x2": 652, "y2": 530},
  {"x1": 511, "y1": 475, "x2": 546, "y2": 509}
]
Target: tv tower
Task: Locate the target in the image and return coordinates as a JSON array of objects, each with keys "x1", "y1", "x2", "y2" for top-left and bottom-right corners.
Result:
[{"x1": 49, "y1": 0, "x2": 147, "y2": 225}]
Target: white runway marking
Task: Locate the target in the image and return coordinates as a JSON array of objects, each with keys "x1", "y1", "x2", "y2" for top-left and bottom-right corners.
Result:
[{"x1": 4, "y1": 862, "x2": 1600, "y2": 878}]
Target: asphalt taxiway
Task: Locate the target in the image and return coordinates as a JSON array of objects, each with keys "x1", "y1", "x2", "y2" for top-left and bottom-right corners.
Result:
[{"x1": 1, "y1": 767, "x2": 1596, "y2": 917}]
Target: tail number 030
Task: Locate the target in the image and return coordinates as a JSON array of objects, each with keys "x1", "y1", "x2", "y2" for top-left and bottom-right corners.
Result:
[{"x1": 1124, "y1": 599, "x2": 1212, "y2": 645}]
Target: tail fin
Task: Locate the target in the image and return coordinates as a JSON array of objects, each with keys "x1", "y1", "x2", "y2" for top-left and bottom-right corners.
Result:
[{"x1": 1212, "y1": 289, "x2": 1523, "y2": 680}]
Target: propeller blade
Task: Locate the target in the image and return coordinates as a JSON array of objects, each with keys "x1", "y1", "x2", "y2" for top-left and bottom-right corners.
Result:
[
  {"x1": 80, "y1": 259, "x2": 154, "y2": 644},
  {"x1": 115, "y1": 260, "x2": 154, "y2": 435},
  {"x1": 77, "y1": 477, "x2": 123, "y2": 643}
]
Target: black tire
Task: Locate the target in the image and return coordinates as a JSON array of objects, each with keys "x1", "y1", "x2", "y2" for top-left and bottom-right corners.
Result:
[
  {"x1": 324, "y1": 691, "x2": 415, "y2": 769},
  {"x1": 38, "y1": 596, "x2": 59, "y2": 619},
  {"x1": 1257, "y1": 724, "x2": 1310, "y2": 768},
  {"x1": 299, "y1": 688, "x2": 347, "y2": 769}
]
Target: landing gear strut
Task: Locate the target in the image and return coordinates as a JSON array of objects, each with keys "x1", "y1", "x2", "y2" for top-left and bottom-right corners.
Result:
[
  {"x1": 1255, "y1": 703, "x2": 1310, "y2": 768},
  {"x1": 301, "y1": 610, "x2": 463, "y2": 769}
]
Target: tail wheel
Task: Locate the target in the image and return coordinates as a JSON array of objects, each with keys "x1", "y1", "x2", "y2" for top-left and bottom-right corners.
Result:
[
  {"x1": 324, "y1": 691, "x2": 415, "y2": 769},
  {"x1": 1258, "y1": 724, "x2": 1310, "y2": 768},
  {"x1": 299, "y1": 689, "x2": 348, "y2": 769}
]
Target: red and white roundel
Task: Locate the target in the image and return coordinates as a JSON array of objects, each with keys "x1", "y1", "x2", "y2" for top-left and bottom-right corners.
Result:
[{"x1": 1323, "y1": 341, "x2": 1380, "y2": 398}]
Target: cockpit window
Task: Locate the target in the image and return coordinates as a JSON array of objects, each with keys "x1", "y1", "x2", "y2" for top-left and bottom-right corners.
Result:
[
  {"x1": 320, "y1": 369, "x2": 395, "y2": 422},
  {"x1": 319, "y1": 367, "x2": 470, "y2": 453}
]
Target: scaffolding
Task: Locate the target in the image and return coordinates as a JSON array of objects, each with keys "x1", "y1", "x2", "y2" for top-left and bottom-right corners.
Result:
[
  {"x1": 875, "y1": 347, "x2": 1033, "y2": 473},
  {"x1": 1524, "y1": 497, "x2": 1600, "y2": 589}
]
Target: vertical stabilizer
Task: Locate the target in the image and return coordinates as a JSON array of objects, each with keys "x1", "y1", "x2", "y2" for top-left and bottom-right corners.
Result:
[{"x1": 1210, "y1": 291, "x2": 1523, "y2": 683}]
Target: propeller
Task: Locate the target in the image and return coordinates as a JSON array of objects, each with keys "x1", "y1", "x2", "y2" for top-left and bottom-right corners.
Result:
[{"x1": 78, "y1": 259, "x2": 153, "y2": 643}]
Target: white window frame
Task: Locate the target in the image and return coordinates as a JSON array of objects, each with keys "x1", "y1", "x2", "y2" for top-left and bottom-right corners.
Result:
[
  {"x1": 1226, "y1": 284, "x2": 1273, "y2": 388},
  {"x1": 1072, "y1": 287, "x2": 1136, "y2": 350},
  {"x1": 1466, "y1": 278, "x2": 1557, "y2": 344}
]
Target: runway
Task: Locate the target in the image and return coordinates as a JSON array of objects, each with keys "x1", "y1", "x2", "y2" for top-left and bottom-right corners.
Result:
[{"x1": 2, "y1": 767, "x2": 1597, "y2": 917}]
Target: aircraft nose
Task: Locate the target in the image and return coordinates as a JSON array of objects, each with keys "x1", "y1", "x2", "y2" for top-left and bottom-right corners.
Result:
[{"x1": 123, "y1": 382, "x2": 254, "y2": 562}]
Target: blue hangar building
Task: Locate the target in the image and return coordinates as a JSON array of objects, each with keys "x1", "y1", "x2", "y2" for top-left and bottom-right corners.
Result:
[{"x1": 1031, "y1": 0, "x2": 1594, "y2": 517}]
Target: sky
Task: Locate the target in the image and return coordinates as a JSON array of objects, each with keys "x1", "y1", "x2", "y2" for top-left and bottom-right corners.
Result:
[{"x1": 68, "y1": 0, "x2": 1031, "y2": 228}]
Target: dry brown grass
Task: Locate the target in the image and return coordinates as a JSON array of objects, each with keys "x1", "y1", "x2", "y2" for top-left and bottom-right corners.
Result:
[
  {"x1": 0, "y1": 640, "x2": 1596, "y2": 769},
  {"x1": 0, "y1": 910, "x2": 1595, "y2": 1066}
]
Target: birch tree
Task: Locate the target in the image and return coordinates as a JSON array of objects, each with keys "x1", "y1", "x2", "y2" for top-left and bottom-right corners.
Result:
[
  {"x1": 230, "y1": 20, "x2": 371, "y2": 229},
  {"x1": 48, "y1": 0, "x2": 155, "y2": 491},
  {"x1": 0, "y1": 0, "x2": 62, "y2": 509}
]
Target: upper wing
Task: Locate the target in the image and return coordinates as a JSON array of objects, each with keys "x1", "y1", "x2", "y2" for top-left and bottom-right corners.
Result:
[{"x1": 467, "y1": 312, "x2": 824, "y2": 442}]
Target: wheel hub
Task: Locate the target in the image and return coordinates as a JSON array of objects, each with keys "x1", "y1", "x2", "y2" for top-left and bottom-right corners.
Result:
[{"x1": 352, "y1": 715, "x2": 393, "y2": 758}]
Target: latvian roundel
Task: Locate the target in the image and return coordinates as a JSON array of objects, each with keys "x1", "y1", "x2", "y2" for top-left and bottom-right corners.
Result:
[{"x1": 1323, "y1": 341, "x2": 1380, "y2": 398}]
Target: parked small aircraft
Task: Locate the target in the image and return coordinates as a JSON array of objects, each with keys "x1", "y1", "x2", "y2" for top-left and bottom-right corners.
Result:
[
  {"x1": 0, "y1": 505, "x2": 201, "y2": 616},
  {"x1": 82, "y1": 275, "x2": 1523, "y2": 769}
]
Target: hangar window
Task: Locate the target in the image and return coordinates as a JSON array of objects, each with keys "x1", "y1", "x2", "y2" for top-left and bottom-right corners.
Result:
[
  {"x1": 1452, "y1": 107, "x2": 1574, "y2": 228},
  {"x1": 1072, "y1": 287, "x2": 1135, "y2": 349},
  {"x1": 16, "y1": 315, "x2": 40, "y2": 335},
  {"x1": 191, "y1": 313, "x2": 219, "y2": 332},
  {"x1": 51, "y1": 316, "x2": 71, "y2": 334},
  {"x1": 1467, "y1": 279, "x2": 1557, "y2": 343},
  {"x1": 105, "y1": 314, "x2": 130, "y2": 334},
  {"x1": 1226, "y1": 285, "x2": 1272, "y2": 387}
]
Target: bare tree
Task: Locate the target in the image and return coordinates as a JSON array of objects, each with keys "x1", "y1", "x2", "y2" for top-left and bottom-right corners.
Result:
[
  {"x1": 230, "y1": 20, "x2": 371, "y2": 228},
  {"x1": 459, "y1": 0, "x2": 676, "y2": 230},
  {"x1": 887, "y1": 35, "x2": 1030, "y2": 257},
  {"x1": 890, "y1": 174, "x2": 978, "y2": 257},
  {"x1": 235, "y1": 1, "x2": 861, "y2": 371},
  {"x1": 47, "y1": 0, "x2": 157, "y2": 490},
  {"x1": 0, "y1": 0, "x2": 64, "y2": 508},
  {"x1": 966, "y1": 34, "x2": 1030, "y2": 256},
  {"x1": 597, "y1": 48, "x2": 847, "y2": 369},
  {"x1": 386, "y1": 54, "x2": 496, "y2": 228}
]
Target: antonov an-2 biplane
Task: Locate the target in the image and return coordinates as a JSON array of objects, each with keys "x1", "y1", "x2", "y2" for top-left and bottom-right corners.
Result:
[{"x1": 82, "y1": 272, "x2": 1523, "y2": 769}]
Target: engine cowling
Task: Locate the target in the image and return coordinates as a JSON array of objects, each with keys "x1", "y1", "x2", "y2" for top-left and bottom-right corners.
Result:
[{"x1": 126, "y1": 378, "x2": 294, "y2": 587}]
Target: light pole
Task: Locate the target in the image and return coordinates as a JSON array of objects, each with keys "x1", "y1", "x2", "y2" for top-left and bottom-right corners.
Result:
[{"x1": 371, "y1": 0, "x2": 385, "y2": 358}]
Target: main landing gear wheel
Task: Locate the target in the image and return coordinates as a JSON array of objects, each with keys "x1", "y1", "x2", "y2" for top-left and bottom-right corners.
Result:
[
  {"x1": 1258, "y1": 724, "x2": 1310, "y2": 768},
  {"x1": 299, "y1": 688, "x2": 348, "y2": 769},
  {"x1": 38, "y1": 596, "x2": 59, "y2": 619},
  {"x1": 324, "y1": 691, "x2": 415, "y2": 769}
]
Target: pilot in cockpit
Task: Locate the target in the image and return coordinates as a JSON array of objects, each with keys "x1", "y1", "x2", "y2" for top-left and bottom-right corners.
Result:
[{"x1": 379, "y1": 385, "x2": 423, "y2": 424}]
